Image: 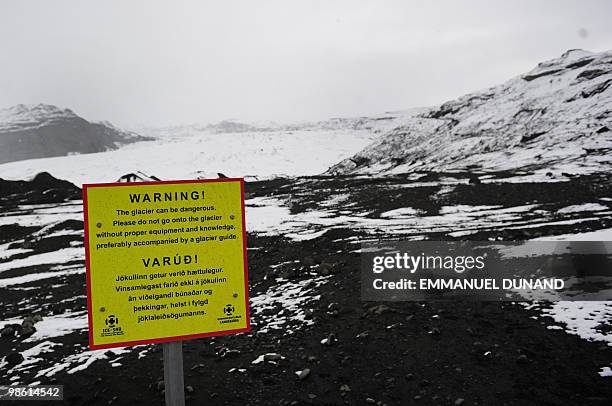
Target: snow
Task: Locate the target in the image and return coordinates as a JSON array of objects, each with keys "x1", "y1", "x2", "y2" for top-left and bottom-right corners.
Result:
[
  {"x1": 533, "y1": 228, "x2": 612, "y2": 242},
  {"x1": 0, "y1": 311, "x2": 93, "y2": 381},
  {"x1": 0, "y1": 267, "x2": 84, "y2": 288},
  {"x1": 0, "y1": 202, "x2": 83, "y2": 227},
  {"x1": 0, "y1": 309, "x2": 144, "y2": 383},
  {"x1": 36, "y1": 347, "x2": 132, "y2": 377},
  {"x1": 0, "y1": 248, "x2": 84, "y2": 274},
  {"x1": 329, "y1": 49, "x2": 612, "y2": 176},
  {"x1": 139, "y1": 109, "x2": 422, "y2": 138},
  {"x1": 249, "y1": 275, "x2": 329, "y2": 335},
  {"x1": 245, "y1": 197, "x2": 292, "y2": 233},
  {"x1": 538, "y1": 302, "x2": 612, "y2": 346},
  {"x1": 0, "y1": 129, "x2": 377, "y2": 185},
  {"x1": 439, "y1": 205, "x2": 503, "y2": 214},
  {"x1": 251, "y1": 353, "x2": 286, "y2": 365},
  {"x1": 0, "y1": 242, "x2": 33, "y2": 259},
  {"x1": 557, "y1": 203, "x2": 608, "y2": 214},
  {"x1": 526, "y1": 231, "x2": 612, "y2": 355},
  {"x1": 497, "y1": 241, "x2": 612, "y2": 258},
  {"x1": 0, "y1": 315, "x2": 25, "y2": 330},
  {"x1": 0, "y1": 104, "x2": 78, "y2": 132},
  {"x1": 380, "y1": 207, "x2": 422, "y2": 218},
  {"x1": 245, "y1": 198, "x2": 550, "y2": 241},
  {"x1": 5, "y1": 341, "x2": 60, "y2": 373},
  {"x1": 23, "y1": 311, "x2": 88, "y2": 342},
  {"x1": 249, "y1": 195, "x2": 612, "y2": 361}
]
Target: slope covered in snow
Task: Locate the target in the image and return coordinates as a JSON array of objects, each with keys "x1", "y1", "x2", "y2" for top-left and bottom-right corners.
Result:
[
  {"x1": 328, "y1": 49, "x2": 612, "y2": 176},
  {"x1": 0, "y1": 129, "x2": 376, "y2": 185},
  {"x1": 0, "y1": 108, "x2": 427, "y2": 185},
  {"x1": 137, "y1": 108, "x2": 425, "y2": 139},
  {"x1": 0, "y1": 104, "x2": 150, "y2": 165}
]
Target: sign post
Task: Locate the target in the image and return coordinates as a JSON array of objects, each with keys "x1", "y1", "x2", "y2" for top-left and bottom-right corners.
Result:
[
  {"x1": 163, "y1": 341, "x2": 185, "y2": 406},
  {"x1": 82, "y1": 178, "x2": 250, "y2": 404}
]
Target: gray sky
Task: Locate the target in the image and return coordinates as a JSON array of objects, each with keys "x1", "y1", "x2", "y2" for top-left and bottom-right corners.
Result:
[{"x1": 1, "y1": 0, "x2": 611, "y2": 127}]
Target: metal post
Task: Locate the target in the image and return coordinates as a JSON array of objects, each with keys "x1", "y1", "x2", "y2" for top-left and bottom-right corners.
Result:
[{"x1": 163, "y1": 341, "x2": 185, "y2": 406}]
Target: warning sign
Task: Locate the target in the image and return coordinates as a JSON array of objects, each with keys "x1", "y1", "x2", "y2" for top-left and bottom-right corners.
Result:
[{"x1": 83, "y1": 178, "x2": 250, "y2": 349}]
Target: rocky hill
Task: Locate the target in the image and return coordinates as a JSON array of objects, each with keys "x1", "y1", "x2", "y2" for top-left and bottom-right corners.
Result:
[
  {"x1": 328, "y1": 49, "x2": 612, "y2": 176},
  {"x1": 0, "y1": 104, "x2": 151, "y2": 164}
]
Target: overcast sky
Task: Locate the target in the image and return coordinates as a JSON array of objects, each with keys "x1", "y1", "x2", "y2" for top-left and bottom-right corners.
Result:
[{"x1": 1, "y1": 0, "x2": 611, "y2": 127}]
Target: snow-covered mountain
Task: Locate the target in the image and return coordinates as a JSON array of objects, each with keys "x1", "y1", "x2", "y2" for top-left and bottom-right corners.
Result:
[
  {"x1": 0, "y1": 108, "x2": 427, "y2": 185},
  {"x1": 328, "y1": 49, "x2": 612, "y2": 176},
  {"x1": 0, "y1": 104, "x2": 151, "y2": 164},
  {"x1": 0, "y1": 127, "x2": 378, "y2": 185},
  {"x1": 137, "y1": 109, "x2": 425, "y2": 139}
]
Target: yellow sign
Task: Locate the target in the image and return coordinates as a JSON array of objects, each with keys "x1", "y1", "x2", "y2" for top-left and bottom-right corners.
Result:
[{"x1": 83, "y1": 178, "x2": 250, "y2": 349}]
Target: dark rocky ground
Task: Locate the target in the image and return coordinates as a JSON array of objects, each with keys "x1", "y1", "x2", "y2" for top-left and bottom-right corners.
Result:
[{"x1": 1, "y1": 171, "x2": 611, "y2": 406}]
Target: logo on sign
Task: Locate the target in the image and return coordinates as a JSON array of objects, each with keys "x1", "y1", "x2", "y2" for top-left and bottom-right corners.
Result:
[
  {"x1": 223, "y1": 304, "x2": 235, "y2": 316},
  {"x1": 218, "y1": 304, "x2": 241, "y2": 325},
  {"x1": 101, "y1": 314, "x2": 125, "y2": 337},
  {"x1": 106, "y1": 314, "x2": 119, "y2": 327}
]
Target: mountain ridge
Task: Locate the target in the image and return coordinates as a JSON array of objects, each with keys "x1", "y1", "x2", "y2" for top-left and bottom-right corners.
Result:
[
  {"x1": 327, "y1": 49, "x2": 612, "y2": 177},
  {"x1": 136, "y1": 108, "x2": 428, "y2": 139},
  {"x1": 0, "y1": 104, "x2": 151, "y2": 165}
]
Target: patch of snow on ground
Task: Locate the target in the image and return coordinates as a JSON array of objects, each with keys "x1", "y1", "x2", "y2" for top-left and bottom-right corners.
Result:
[
  {"x1": 23, "y1": 312, "x2": 88, "y2": 342},
  {"x1": 0, "y1": 267, "x2": 84, "y2": 288},
  {"x1": 6, "y1": 341, "x2": 61, "y2": 374},
  {"x1": 0, "y1": 248, "x2": 84, "y2": 274},
  {"x1": 250, "y1": 275, "x2": 330, "y2": 335},
  {"x1": 538, "y1": 302, "x2": 612, "y2": 346},
  {"x1": 246, "y1": 198, "x2": 552, "y2": 240},
  {"x1": 557, "y1": 203, "x2": 608, "y2": 214},
  {"x1": 380, "y1": 207, "x2": 422, "y2": 218},
  {"x1": 0, "y1": 242, "x2": 33, "y2": 259},
  {"x1": 0, "y1": 205, "x2": 82, "y2": 227},
  {"x1": 529, "y1": 231, "x2": 612, "y2": 360},
  {"x1": 36, "y1": 347, "x2": 132, "y2": 378},
  {"x1": 533, "y1": 228, "x2": 612, "y2": 241},
  {"x1": 245, "y1": 197, "x2": 291, "y2": 234}
]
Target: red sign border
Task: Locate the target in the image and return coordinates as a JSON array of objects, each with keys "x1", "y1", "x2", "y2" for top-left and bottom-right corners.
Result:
[{"x1": 83, "y1": 178, "x2": 251, "y2": 350}]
